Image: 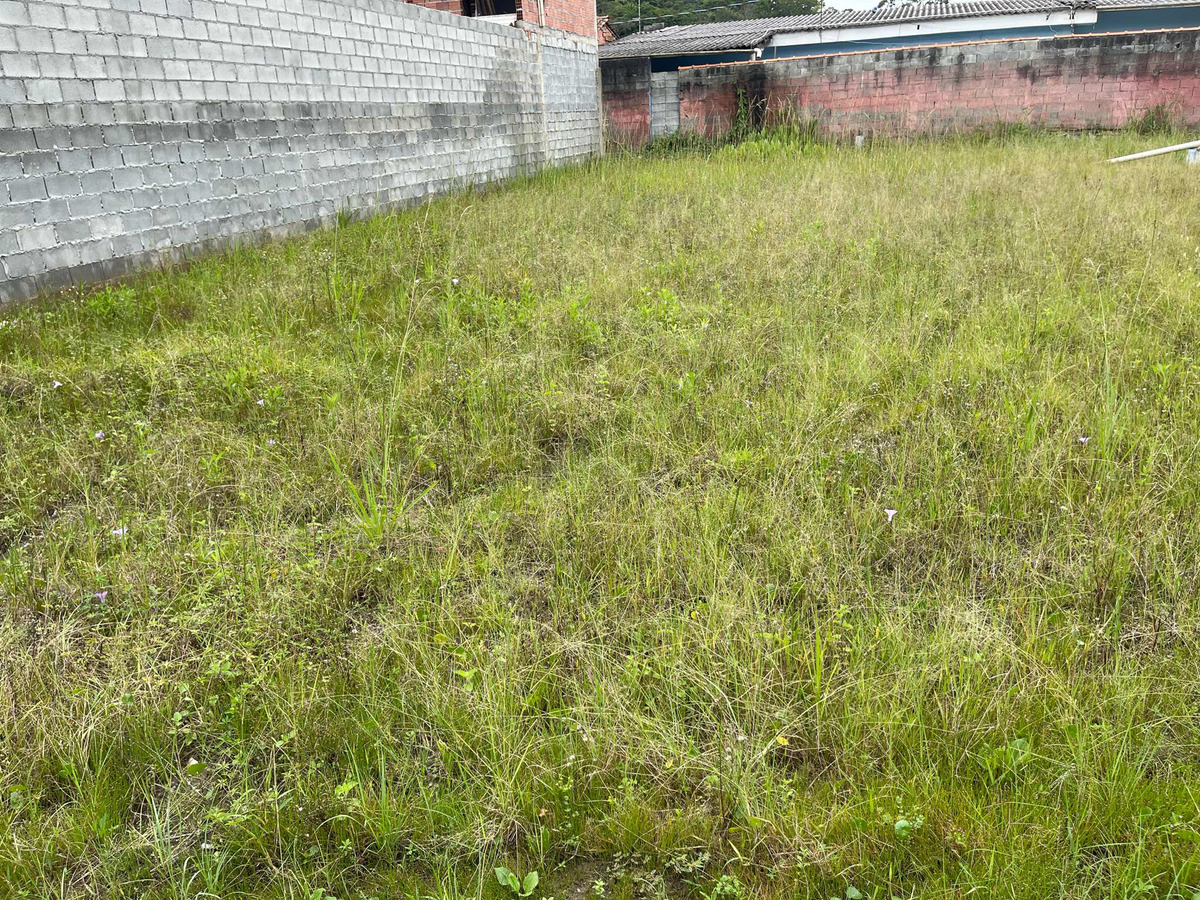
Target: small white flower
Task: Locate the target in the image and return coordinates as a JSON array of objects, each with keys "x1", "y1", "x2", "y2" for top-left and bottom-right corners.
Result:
[
  {"x1": 94, "y1": 430, "x2": 105, "y2": 440},
  {"x1": 885, "y1": 508, "x2": 898, "y2": 523},
  {"x1": 1078, "y1": 436, "x2": 1090, "y2": 445},
  {"x1": 451, "y1": 277, "x2": 460, "y2": 286},
  {"x1": 52, "y1": 380, "x2": 62, "y2": 389},
  {"x1": 201, "y1": 842, "x2": 216, "y2": 851},
  {"x1": 267, "y1": 439, "x2": 277, "y2": 447},
  {"x1": 111, "y1": 526, "x2": 127, "y2": 537},
  {"x1": 256, "y1": 398, "x2": 265, "y2": 407}
]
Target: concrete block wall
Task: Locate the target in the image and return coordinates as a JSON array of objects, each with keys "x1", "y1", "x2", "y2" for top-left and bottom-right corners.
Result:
[
  {"x1": 0, "y1": 0, "x2": 600, "y2": 303},
  {"x1": 675, "y1": 30, "x2": 1200, "y2": 139},
  {"x1": 650, "y1": 71, "x2": 680, "y2": 138},
  {"x1": 600, "y1": 57, "x2": 651, "y2": 145},
  {"x1": 544, "y1": 38, "x2": 603, "y2": 155}
]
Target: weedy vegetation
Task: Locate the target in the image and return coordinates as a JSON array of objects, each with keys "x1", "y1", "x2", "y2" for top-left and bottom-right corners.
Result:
[{"x1": 3, "y1": 130, "x2": 1200, "y2": 899}]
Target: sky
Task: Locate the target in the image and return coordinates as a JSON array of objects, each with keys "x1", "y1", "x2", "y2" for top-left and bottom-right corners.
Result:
[{"x1": 827, "y1": 0, "x2": 885, "y2": 9}]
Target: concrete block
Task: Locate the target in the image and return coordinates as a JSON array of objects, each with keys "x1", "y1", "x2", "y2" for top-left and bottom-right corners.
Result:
[
  {"x1": 121, "y1": 208, "x2": 155, "y2": 231},
  {"x1": 4, "y1": 250, "x2": 49, "y2": 279},
  {"x1": 48, "y1": 104, "x2": 85, "y2": 127},
  {"x1": 90, "y1": 146, "x2": 124, "y2": 169},
  {"x1": 68, "y1": 194, "x2": 105, "y2": 217},
  {"x1": 0, "y1": 75, "x2": 23, "y2": 102},
  {"x1": 90, "y1": 214, "x2": 125, "y2": 238},
  {"x1": 61, "y1": 80, "x2": 97, "y2": 102},
  {"x1": 118, "y1": 35, "x2": 149, "y2": 57},
  {"x1": 81, "y1": 170, "x2": 115, "y2": 194},
  {"x1": 113, "y1": 166, "x2": 145, "y2": 190},
  {"x1": 50, "y1": 29, "x2": 86, "y2": 54},
  {"x1": 11, "y1": 104, "x2": 50, "y2": 130},
  {"x1": 66, "y1": 6, "x2": 101, "y2": 31},
  {"x1": 0, "y1": 197, "x2": 34, "y2": 228},
  {"x1": 128, "y1": 12, "x2": 159, "y2": 36},
  {"x1": 15, "y1": 27, "x2": 52, "y2": 54},
  {"x1": 8, "y1": 176, "x2": 47, "y2": 201},
  {"x1": 16, "y1": 222, "x2": 57, "y2": 251},
  {"x1": 26, "y1": 79, "x2": 63, "y2": 104},
  {"x1": 38, "y1": 243, "x2": 82, "y2": 273},
  {"x1": 0, "y1": 51, "x2": 39, "y2": 78},
  {"x1": 44, "y1": 173, "x2": 82, "y2": 197},
  {"x1": 95, "y1": 80, "x2": 127, "y2": 102},
  {"x1": 0, "y1": 1, "x2": 30, "y2": 27},
  {"x1": 55, "y1": 217, "x2": 92, "y2": 242}
]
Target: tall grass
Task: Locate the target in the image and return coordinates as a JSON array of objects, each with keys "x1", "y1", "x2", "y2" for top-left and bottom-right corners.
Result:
[{"x1": 2, "y1": 131, "x2": 1200, "y2": 899}]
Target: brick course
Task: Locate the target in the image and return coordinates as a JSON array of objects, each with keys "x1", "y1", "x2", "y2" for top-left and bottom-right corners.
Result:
[{"x1": 0, "y1": 0, "x2": 600, "y2": 302}]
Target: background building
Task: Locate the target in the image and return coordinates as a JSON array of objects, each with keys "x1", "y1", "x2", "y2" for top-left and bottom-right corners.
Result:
[{"x1": 601, "y1": 0, "x2": 1200, "y2": 142}]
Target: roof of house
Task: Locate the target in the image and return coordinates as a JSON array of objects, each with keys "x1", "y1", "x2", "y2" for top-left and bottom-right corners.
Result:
[{"x1": 598, "y1": 0, "x2": 1198, "y2": 58}]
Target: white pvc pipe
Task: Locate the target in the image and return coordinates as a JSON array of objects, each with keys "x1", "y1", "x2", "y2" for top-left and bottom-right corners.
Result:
[{"x1": 1108, "y1": 139, "x2": 1200, "y2": 164}]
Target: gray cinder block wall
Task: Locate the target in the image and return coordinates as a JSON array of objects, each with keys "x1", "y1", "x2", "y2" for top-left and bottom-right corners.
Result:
[{"x1": 0, "y1": 0, "x2": 601, "y2": 302}]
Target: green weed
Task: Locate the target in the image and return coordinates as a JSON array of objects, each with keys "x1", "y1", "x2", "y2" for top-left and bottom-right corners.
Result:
[{"x1": 2, "y1": 131, "x2": 1200, "y2": 899}]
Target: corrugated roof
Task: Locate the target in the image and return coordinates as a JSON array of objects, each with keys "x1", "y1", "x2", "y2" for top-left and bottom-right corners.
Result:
[
  {"x1": 1098, "y1": 0, "x2": 1200, "y2": 6},
  {"x1": 598, "y1": 0, "x2": 1197, "y2": 58}
]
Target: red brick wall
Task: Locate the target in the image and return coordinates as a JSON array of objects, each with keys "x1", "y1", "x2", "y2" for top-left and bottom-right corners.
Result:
[
  {"x1": 522, "y1": 0, "x2": 597, "y2": 38},
  {"x1": 601, "y1": 58, "x2": 652, "y2": 145},
  {"x1": 405, "y1": 0, "x2": 595, "y2": 38},
  {"x1": 657, "y1": 30, "x2": 1200, "y2": 141}
]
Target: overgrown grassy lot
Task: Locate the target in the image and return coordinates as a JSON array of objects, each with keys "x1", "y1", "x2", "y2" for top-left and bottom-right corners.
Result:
[{"x1": 3, "y1": 131, "x2": 1200, "y2": 900}]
